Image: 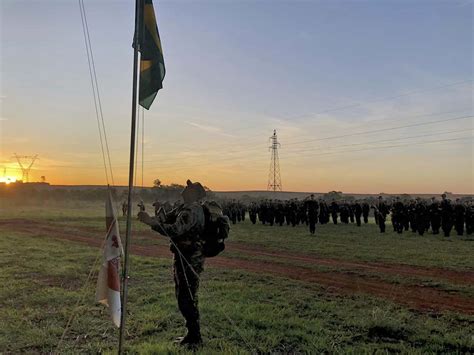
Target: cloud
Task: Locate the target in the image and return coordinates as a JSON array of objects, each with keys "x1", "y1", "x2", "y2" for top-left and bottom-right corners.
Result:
[{"x1": 186, "y1": 121, "x2": 236, "y2": 138}]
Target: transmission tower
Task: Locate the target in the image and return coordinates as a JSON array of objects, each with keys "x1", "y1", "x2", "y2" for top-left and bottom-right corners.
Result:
[
  {"x1": 267, "y1": 129, "x2": 282, "y2": 192},
  {"x1": 13, "y1": 154, "x2": 39, "y2": 182}
]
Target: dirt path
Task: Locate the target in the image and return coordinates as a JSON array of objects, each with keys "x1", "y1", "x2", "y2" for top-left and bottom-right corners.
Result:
[
  {"x1": 225, "y1": 242, "x2": 474, "y2": 285},
  {"x1": 2, "y1": 218, "x2": 474, "y2": 315}
]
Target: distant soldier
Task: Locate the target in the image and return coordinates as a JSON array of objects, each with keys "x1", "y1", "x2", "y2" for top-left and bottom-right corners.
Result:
[
  {"x1": 373, "y1": 196, "x2": 389, "y2": 233},
  {"x1": 290, "y1": 199, "x2": 298, "y2": 227},
  {"x1": 465, "y1": 201, "x2": 473, "y2": 235},
  {"x1": 348, "y1": 203, "x2": 355, "y2": 223},
  {"x1": 362, "y1": 201, "x2": 370, "y2": 224},
  {"x1": 121, "y1": 200, "x2": 128, "y2": 217},
  {"x1": 354, "y1": 201, "x2": 362, "y2": 227},
  {"x1": 414, "y1": 199, "x2": 429, "y2": 236},
  {"x1": 322, "y1": 200, "x2": 330, "y2": 224},
  {"x1": 408, "y1": 200, "x2": 417, "y2": 233},
  {"x1": 392, "y1": 197, "x2": 405, "y2": 234},
  {"x1": 440, "y1": 194, "x2": 453, "y2": 237},
  {"x1": 428, "y1": 197, "x2": 441, "y2": 234},
  {"x1": 330, "y1": 200, "x2": 339, "y2": 224},
  {"x1": 304, "y1": 194, "x2": 319, "y2": 235},
  {"x1": 453, "y1": 199, "x2": 466, "y2": 236},
  {"x1": 249, "y1": 202, "x2": 258, "y2": 224},
  {"x1": 340, "y1": 202, "x2": 349, "y2": 224}
]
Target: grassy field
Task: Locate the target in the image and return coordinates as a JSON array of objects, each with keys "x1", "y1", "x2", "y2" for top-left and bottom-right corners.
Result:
[{"x1": 1, "y1": 200, "x2": 473, "y2": 353}]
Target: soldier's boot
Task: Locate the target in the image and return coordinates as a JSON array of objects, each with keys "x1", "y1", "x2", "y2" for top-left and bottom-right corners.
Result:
[{"x1": 177, "y1": 321, "x2": 202, "y2": 347}]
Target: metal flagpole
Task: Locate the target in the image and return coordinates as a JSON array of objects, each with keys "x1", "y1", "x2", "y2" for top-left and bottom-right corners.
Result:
[{"x1": 119, "y1": 0, "x2": 142, "y2": 353}]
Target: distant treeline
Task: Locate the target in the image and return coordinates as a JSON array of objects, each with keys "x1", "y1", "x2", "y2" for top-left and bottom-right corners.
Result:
[{"x1": 0, "y1": 182, "x2": 215, "y2": 203}]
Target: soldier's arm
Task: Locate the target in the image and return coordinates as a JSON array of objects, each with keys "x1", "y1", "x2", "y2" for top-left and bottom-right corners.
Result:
[{"x1": 146, "y1": 209, "x2": 198, "y2": 238}]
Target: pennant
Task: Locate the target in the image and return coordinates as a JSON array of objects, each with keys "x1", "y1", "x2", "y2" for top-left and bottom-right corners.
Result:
[{"x1": 96, "y1": 189, "x2": 123, "y2": 327}]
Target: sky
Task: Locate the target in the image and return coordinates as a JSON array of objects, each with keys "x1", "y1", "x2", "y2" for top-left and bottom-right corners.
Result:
[{"x1": 0, "y1": 0, "x2": 473, "y2": 193}]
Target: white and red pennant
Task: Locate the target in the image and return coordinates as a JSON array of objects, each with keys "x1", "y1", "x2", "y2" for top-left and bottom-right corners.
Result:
[{"x1": 96, "y1": 189, "x2": 123, "y2": 327}]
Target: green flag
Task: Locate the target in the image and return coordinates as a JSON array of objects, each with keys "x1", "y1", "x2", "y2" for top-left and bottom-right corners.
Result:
[{"x1": 137, "y1": 0, "x2": 165, "y2": 109}]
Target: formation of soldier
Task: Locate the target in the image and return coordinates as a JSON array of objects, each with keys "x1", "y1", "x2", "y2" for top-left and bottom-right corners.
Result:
[
  {"x1": 387, "y1": 194, "x2": 473, "y2": 237},
  {"x1": 222, "y1": 194, "x2": 473, "y2": 237}
]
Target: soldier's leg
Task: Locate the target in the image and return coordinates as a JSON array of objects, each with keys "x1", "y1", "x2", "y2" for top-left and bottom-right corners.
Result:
[
  {"x1": 174, "y1": 256, "x2": 202, "y2": 345},
  {"x1": 379, "y1": 218, "x2": 385, "y2": 233},
  {"x1": 442, "y1": 222, "x2": 450, "y2": 237}
]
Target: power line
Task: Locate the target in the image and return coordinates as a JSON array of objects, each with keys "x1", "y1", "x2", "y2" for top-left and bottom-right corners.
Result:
[
  {"x1": 281, "y1": 128, "x2": 473, "y2": 155},
  {"x1": 284, "y1": 115, "x2": 473, "y2": 147},
  {"x1": 285, "y1": 136, "x2": 473, "y2": 160}
]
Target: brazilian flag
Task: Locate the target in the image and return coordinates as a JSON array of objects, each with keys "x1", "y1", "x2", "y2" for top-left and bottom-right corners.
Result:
[{"x1": 137, "y1": 0, "x2": 165, "y2": 110}]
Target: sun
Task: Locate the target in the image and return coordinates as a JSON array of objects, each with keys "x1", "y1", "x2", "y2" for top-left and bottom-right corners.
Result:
[{"x1": 0, "y1": 176, "x2": 17, "y2": 184}]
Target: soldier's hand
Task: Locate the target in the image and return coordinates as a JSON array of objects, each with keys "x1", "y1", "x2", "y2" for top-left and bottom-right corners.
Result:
[{"x1": 137, "y1": 211, "x2": 153, "y2": 225}]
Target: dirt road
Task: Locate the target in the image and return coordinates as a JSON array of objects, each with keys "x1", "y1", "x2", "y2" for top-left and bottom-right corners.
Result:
[{"x1": 2, "y1": 218, "x2": 473, "y2": 315}]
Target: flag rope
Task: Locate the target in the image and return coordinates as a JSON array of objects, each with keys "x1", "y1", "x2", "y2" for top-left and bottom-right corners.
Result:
[{"x1": 79, "y1": 0, "x2": 115, "y2": 186}]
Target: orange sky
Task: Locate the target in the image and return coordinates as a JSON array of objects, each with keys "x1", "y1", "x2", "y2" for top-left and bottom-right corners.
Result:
[{"x1": 1, "y1": 1, "x2": 473, "y2": 194}]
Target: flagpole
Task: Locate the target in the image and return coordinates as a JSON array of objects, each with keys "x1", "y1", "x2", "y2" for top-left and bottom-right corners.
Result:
[{"x1": 119, "y1": 0, "x2": 142, "y2": 353}]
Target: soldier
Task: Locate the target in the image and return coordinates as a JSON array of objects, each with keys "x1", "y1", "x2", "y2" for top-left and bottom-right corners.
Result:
[
  {"x1": 392, "y1": 197, "x2": 405, "y2": 234},
  {"x1": 121, "y1": 200, "x2": 128, "y2": 217},
  {"x1": 330, "y1": 200, "x2": 339, "y2": 224},
  {"x1": 428, "y1": 197, "x2": 441, "y2": 234},
  {"x1": 340, "y1": 202, "x2": 349, "y2": 224},
  {"x1": 138, "y1": 180, "x2": 209, "y2": 347},
  {"x1": 290, "y1": 199, "x2": 298, "y2": 227},
  {"x1": 414, "y1": 198, "x2": 429, "y2": 236},
  {"x1": 348, "y1": 203, "x2": 355, "y2": 224},
  {"x1": 440, "y1": 194, "x2": 453, "y2": 237},
  {"x1": 373, "y1": 196, "x2": 389, "y2": 233},
  {"x1": 354, "y1": 201, "x2": 362, "y2": 226},
  {"x1": 465, "y1": 200, "x2": 473, "y2": 235},
  {"x1": 304, "y1": 194, "x2": 319, "y2": 235},
  {"x1": 408, "y1": 200, "x2": 417, "y2": 233},
  {"x1": 362, "y1": 201, "x2": 370, "y2": 224},
  {"x1": 319, "y1": 199, "x2": 329, "y2": 225},
  {"x1": 453, "y1": 199, "x2": 466, "y2": 236},
  {"x1": 249, "y1": 202, "x2": 257, "y2": 224}
]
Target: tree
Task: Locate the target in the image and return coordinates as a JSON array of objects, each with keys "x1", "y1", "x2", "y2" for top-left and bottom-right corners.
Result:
[{"x1": 153, "y1": 179, "x2": 162, "y2": 188}]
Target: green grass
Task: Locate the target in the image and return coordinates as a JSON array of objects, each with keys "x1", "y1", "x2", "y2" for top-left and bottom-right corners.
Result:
[{"x1": 0, "y1": 201, "x2": 473, "y2": 353}]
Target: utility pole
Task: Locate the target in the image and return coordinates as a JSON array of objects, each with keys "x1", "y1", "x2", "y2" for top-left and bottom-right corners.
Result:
[
  {"x1": 13, "y1": 154, "x2": 39, "y2": 183},
  {"x1": 267, "y1": 129, "x2": 282, "y2": 193}
]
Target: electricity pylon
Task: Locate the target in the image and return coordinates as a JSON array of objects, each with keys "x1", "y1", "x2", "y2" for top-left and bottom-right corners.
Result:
[
  {"x1": 267, "y1": 129, "x2": 282, "y2": 192},
  {"x1": 13, "y1": 154, "x2": 39, "y2": 182}
]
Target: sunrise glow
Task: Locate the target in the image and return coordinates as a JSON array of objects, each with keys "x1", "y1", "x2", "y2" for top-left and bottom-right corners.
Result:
[{"x1": 0, "y1": 176, "x2": 18, "y2": 184}]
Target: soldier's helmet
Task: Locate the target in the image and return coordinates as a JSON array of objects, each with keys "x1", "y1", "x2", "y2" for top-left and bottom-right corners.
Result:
[{"x1": 182, "y1": 179, "x2": 206, "y2": 203}]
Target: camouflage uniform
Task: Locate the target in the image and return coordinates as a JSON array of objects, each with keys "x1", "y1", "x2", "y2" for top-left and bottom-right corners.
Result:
[{"x1": 150, "y1": 202, "x2": 206, "y2": 344}]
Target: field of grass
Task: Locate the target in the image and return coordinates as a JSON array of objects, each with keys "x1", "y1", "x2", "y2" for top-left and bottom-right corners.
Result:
[{"x1": 1, "y1": 200, "x2": 473, "y2": 353}]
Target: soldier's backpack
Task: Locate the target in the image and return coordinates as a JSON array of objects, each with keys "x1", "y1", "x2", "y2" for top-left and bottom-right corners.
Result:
[{"x1": 201, "y1": 201, "x2": 230, "y2": 257}]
